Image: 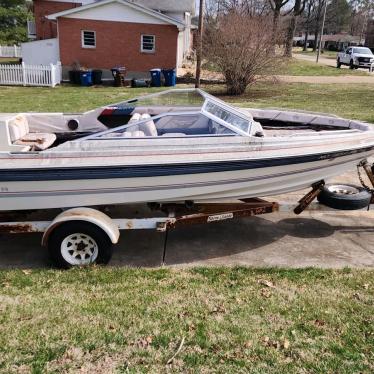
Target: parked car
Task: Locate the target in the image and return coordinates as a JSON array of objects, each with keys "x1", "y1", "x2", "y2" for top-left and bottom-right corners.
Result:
[{"x1": 337, "y1": 47, "x2": 374, "y2": 70}]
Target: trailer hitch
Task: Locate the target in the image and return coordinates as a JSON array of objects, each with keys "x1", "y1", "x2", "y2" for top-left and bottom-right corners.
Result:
[
  {"x1": 357, "y1": 159, "x2": 374, "y2": 204},
  {"x1": 294, "y1": 180, "x2": 325, "y2": 215}
]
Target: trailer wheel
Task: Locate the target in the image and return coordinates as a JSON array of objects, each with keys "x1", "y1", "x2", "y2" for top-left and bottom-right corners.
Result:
[
  {"x1": 317, "y1": 184, "x2": 371, "y2": 210},
  {"x1": 48, "y1": 221, "x2": 113, "y2": 269}
]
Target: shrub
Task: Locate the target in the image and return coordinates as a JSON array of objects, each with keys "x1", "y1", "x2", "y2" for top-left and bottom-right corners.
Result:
[{"x1": 204, "y1": 12, "x2": 278, "y2": 95}]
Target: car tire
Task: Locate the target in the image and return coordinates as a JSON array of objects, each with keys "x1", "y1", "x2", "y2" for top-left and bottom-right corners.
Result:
[
  {"x1": 336, "y1": 59, "x2": 341, "y2": 68},
  {"x1": 48, "y1": 221, "x2": 113, "y2": 269},
  {"x1": 317, "y1": 184, "x2": 371, "y2": 210}
]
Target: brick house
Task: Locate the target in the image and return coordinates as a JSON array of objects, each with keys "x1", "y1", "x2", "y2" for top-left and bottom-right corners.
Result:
[{"x1": 25, "y1": 0, "x2": 195, "y2": 77}]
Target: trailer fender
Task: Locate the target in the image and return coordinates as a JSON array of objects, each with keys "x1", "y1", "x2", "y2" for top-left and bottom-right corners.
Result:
[{"x1": 42, "y1": 207, "x2": 120, "y2": 247}]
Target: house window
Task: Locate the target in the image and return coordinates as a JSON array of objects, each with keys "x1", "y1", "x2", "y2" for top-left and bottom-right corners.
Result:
[
  {"x1": 81, "y1": 30, "x2": 96, "y2": 48},
  {"x1": 141, "y1": 35, "x2": 155, "y2": 53}
]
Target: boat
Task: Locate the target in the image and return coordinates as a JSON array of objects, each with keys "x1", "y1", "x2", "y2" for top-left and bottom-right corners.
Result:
[{"x1": 1, "y1": 88, "x2": 374, "y2": 212}]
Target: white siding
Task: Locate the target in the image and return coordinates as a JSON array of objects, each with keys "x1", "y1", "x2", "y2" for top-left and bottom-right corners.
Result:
[
  {"x1": 21, "y1": 39, "x2": 60, "y2": 65},
  {"x1": 66, "y1": 2, "x2": 169, "y2": 25},
  {"x1": 177, "y1": 31, "x2": 184, "y2": 68}
]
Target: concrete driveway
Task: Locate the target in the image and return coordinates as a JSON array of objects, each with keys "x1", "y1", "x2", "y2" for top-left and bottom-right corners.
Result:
[
  {"x1": 1, "y1": 169, "x2": 374, "y2": 270},
  {"x1": 0, "y1": 210, "x2": 373, "y2": 269}
]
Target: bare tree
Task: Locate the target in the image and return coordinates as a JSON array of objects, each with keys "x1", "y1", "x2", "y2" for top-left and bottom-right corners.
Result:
[
  {"x1": 284, "y1": 0, "x2": 307, "y2": 57},
  {"x1": 212, "y1": 0, "x2": 271, "y2": 15},
  {"x1": 312, "y1": 0, "x2": 325, "y2": 51},
  {"x1": 302, "y1": 0, "x2": 315, "y2": 50},
  {"x1": 268, "y1": 0, "x2": 291, "y2": 48},
  {"x1": 204, "y1": 11, "x2": 278, "y2": 95},
  {"x1": 195, "y1": 0, "x2": 205, "y2": 88}
]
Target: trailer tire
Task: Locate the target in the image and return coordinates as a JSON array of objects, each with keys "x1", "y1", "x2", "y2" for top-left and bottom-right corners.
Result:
[
  {"x1": 317, "y1": 184, "x2": 371, "y2": 210},
  {"x1": 48, "y1": 221, "x2": 113, "y2": 269}
]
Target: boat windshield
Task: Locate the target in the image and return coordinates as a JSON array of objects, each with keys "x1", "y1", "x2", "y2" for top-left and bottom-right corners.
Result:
[
  {"x1": 84, "y1": 89, "x2": 254, "y2": 140},
  {"x1": 108, "y1": 89, "x2": 206, "y2": 110},
  {"x1": 203, "y1": 100, "x2": 250, "y2": 133}
]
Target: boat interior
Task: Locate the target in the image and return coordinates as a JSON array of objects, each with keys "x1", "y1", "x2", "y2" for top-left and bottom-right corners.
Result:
[{"x1": 0, "y1": 88, "x2": 369, "y2": 153}]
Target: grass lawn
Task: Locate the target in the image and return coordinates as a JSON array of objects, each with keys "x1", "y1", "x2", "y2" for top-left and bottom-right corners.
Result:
[
  {"x1": 279, "y1": 58, "x2": 368, "y2": 76},
  {"x1": 217, "y1": 82, "x2": 374, "y2": 123},
  {"x1": 0, "y1": 57, "x2": 21, "y2": 65},
  {"x1": 0, "y1": 267, "x2": 373, "y2": 373},
  {"x1": 1, "y1": 82, "x2": 372, "y2": 123},
  {"x1": 202, "y1": 57, "x2": 368, "y2": 76}
]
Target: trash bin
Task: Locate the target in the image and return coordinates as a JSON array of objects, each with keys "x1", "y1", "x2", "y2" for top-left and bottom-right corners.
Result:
[
  {"x1": 111, "y1": 66, "x2": 127, "y2": 87},
  {"x1": 162, "y1": 68, "x2": 176, "y2": 87},
  {"x1": 68, "y1": 70, "x2": 75, "y2": 84},
  {"x1": 150, "y1": 68, "x2": 162, "y2": 87},
  {"x1": 131, "y1": 79, "x2": 149, "y2": 88},
  {"x1": 92, "y1": 69, "x2": 103, "y2": 85},
  {"x1": 80, "y1": 71, "x2": 93, "y2": 86},
  {"x1": 69, "y1": 70, "x2": 81, "y2": 84}
]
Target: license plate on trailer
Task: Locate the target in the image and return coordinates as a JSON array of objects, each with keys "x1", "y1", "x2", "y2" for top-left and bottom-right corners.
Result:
[{"x1": 207, "y1": 213, "x2": 234, "y2": 222}]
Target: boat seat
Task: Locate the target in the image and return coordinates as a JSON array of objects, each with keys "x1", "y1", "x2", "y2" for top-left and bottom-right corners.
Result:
[
  {"x1": 122, "y1": 131, "x2": 145, "y2": 137},
  {"x1": 161, "y1": 133, "x2": 187, "y2": 137},
  {"x1": 127, "y1": 113, "x2": 158, "y2": 137},
  {"x1": 139, "y1": 114, "x2": 158, "y2": 137},
  {"x1": 8, "y1": 115, "x2": 56, "y2": 151},
  {"x1": 129, "y1": 113, "x2": 141, "y2": 123},
  {"x1": 250, "y1": 121, "x2": 265, "y2": 137}
]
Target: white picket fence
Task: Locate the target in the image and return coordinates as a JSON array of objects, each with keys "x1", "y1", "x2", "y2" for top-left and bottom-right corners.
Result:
[
  {"x1": 0, "y1": 45, "x2": 22, "y2": 58},
  {"x1": 0, "y1": 62, "x2": 62, "y2": 87}
]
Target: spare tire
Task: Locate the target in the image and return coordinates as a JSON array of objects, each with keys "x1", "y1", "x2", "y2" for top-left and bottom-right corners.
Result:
[{"x1": 317, "y1": 184, "x2": 371, "y2": 210}]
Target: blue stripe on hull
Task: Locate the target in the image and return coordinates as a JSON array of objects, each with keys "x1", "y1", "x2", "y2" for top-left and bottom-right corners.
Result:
[{"x1": 0, "y1": 146, "x2": 373, "y2": 182}]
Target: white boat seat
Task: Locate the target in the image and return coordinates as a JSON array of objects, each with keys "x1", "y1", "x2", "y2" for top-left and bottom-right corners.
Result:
[
  {"x1": 14, "y1": 133, "x2": 57, "y2": 150},
  {"x1": 139, "y1": 113, "x2": 158, "y2": 137},
  {"x1": 129, "y1": 113, "x2": 141, "y2": 123},
  {"x1": 122, "y1": 130, "x2": 145, "y2": 137},
  {"x1": 250, "y1": 121, "x2": 265, "y2": 137},
  {"x1": 8, "y1": 115, "x2": 56, "y2": 151},
  {"x1": 161, "y1": 133, "x2": 187, "y2": 137}
]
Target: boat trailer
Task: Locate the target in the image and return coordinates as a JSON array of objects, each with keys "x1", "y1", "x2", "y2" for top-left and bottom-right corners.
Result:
[{"x1": 1, "y1": 160, "x2": 374, "y2": 267}]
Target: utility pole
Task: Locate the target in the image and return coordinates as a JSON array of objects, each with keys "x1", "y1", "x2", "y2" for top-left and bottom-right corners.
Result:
[
  {"x1": 195, "y1": 0, "x2": 204, "y2": 88},
  {"x1": 316, "y1": 0, "x2": 328, "y2": 63}
]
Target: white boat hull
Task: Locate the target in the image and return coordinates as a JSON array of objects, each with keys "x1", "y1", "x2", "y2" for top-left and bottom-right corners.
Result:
[{"x1": 0, "y1": 149, "x2": 370, "y2": 211}]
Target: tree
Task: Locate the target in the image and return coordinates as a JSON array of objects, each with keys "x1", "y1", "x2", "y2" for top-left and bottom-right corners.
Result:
[
  {"x1": 301, "y1": 0, "x2": 315, "y2": 50},
  {"x1": 204, "y1": 11, "x2": 278, "y2": 95},
  {"x1": 325, "y1": 0, "x2": 352, "y2": 34},
  {"x1": 0, "y1": 0, "x2": 30, "y2": 45},
  {"x1": 195, "y1": 0, "x2": 204, "y2": 88},
  {"x1": 0, "y1": 0, "x2": 26, "y2": 6},
  {"x1": 268, "y1": 0, "x2": 291, "y2": 49},
  {"x1": 284, "y1": 0, "x2": 307, "y2": 57},
  {"x1": 311, "y1": 0, "x2": 325, "y2": 51},
  {"x1": 349, "y1": 0, "x2": 374, "y2": 42}
]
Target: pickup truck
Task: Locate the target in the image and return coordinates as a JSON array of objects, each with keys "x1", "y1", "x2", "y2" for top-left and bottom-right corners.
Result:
[{"x1": 337, "y1": 46, "x2": 374, "y2": 70}]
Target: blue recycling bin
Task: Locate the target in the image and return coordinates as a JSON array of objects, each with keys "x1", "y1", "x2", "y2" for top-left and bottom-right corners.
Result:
[
  {"x1": 162, "y1": 68, "x2": 176, "y2": 87},
  {"x1": 150, "y1": 68, "x2": 162, "y2": 87},
  {"x1": 80, "y1": 71, "x2": 93, "y2": 86}
]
